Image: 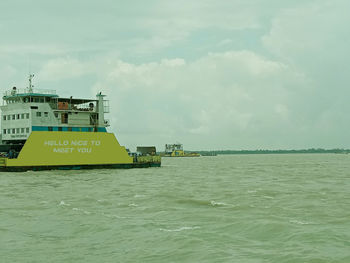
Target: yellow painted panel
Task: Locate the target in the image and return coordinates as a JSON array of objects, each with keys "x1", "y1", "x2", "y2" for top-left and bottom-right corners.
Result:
[
  {"x1": 6, "y1": 132, "x2": 133, "y2": 166},
  {"x1": 171, "y1": 150, "x2": 185, "y2": 156}
]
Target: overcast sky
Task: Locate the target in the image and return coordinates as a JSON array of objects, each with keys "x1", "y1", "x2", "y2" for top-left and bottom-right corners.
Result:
[{"x1": 0, "y1": 0, "x2": 349, "y2": 150}]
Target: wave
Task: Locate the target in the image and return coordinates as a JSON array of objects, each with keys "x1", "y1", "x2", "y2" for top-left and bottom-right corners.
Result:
[
  {"x1": 289, "y1": 219, "x2": 312, "y2": 225},
  {"x1": 159, "y1": 226, "x2": 201, "y2": 232},
  {"x1": 210, "y1": 200, "x2": 228, "y2": 206},
  {"x1": 58, "y1": 200, "x2": 70, "y2": 206}
]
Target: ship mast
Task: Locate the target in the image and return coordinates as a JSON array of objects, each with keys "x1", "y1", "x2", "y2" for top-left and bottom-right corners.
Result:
[
  {"x1": 96, "y1": 92, "x2": 106, "y2": 127},
  {"x1": 28, "y1": 74, "x2": 34, "y2": 92}
]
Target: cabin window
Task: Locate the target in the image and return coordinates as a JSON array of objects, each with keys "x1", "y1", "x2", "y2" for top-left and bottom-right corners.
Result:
[
  {"x1": 58, "y1": 127, "x2": 62, "y2": 131},
  {"x1": 54, "y1": 113, "x2": 58, "y2": 118},
  {"x1": 16, "y1": 128, "x2": 20, "y2": 133},
  {"x1": 44, "y1": 112, "x2": 48, "y2": 117},
  {"x1": 48, "y1": 127, "x2": 53, "y2": 131},
  {"x1": 68, "y1": 127, "x2": 72, "y2": 131},
  {"x1": 3, "y1": 129, "x2": 6, "y2": 134},
  {"x1": 12, "y1": 128, "x2": 15, "y2": 134},
  {"x1": 26, "y1": 113, "x2": 29, "y2": 119},
  {"x1": 12, "y1": 115, "x2": 15, "y2": 120},
  {"x1": 40, "y1": 98, "x2": 44, "y2": 103},
  {"x1": 61, "y1": 113, "x2": 68, "y2": 124},
  {"x1": 34, "y1": 98, "x2": 39, "y2": 103},
  {"x1": 21, "y1": 128, "x2": 24, "y2": 133},
  {"x1": 30, "y1": 106, "x2": 38, "y2": 109},
  {"x1": 3, "y1": 116, "x2": 6, "y2": 121},
  {"x1": 26, "y1": 128, "x2": 29, "y2": 133},
  {"x1": 7, "y1": 129, "x2": 11, "y2": 134},
  {"x1": 21, "y1": 113, "x2": 25, "y2": 119},
  {"x1": 17, "y1": 114, "x2": 20, "y2": 119},
  {"x1": 36, "y1": 112, "x2": 42, "y2": 117}
]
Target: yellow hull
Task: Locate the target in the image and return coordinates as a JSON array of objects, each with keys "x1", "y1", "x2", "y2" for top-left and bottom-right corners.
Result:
[{"x1": 3, "y1": 131, "x2": 133, "y2": 167}]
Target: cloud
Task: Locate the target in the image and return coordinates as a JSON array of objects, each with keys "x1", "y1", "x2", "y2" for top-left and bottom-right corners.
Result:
[
  {"x1": 39, "y1": 57, "x2": 91, "y2": 81},
  {"x1": 261, "y1": 0, "x2": 350, "y2": 147},
  {"x1": 0, "y1": 0, "x2": 269, "y2": 59},
  {"x1": 263, "y1": 0, "x2": 350, "y2": 66},
  {"x1": 1, "y1": 0, "x2": 349, "y2": 150},
  {"x1": 83, "y1": 51, "x2": 307, "y2": 150}
]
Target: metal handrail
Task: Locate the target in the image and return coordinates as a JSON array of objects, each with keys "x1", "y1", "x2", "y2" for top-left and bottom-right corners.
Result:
[{"x1": 3, "y1": 88, "x2": 56, "y2": 97}]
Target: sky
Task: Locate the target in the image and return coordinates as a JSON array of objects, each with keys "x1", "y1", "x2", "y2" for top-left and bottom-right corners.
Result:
[{"x1": 0, "y1": 0, "x2": 349, "y2": 151}]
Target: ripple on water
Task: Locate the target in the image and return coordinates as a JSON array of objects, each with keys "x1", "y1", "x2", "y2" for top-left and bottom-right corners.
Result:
[
  {"x1": 58, "y1": 200, "x2": 70, "y2": 206},
  {"x1": 159, "y1": 226, "x2": 201, "y2": 232},
  {"x1": 1, "y1": 154, "x2": 350, "y2": 262}
]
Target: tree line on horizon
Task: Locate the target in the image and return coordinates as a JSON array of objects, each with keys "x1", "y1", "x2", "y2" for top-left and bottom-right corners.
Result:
[{"x1": 189, "y1": 148, "x2": 350, "y2": 155}]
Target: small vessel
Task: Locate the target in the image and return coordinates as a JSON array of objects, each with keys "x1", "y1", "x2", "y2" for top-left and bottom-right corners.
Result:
[
  {"x1": 162, "y1": 143, "x2": 200, "y2": 157},
  {"x1": 0, "y1": 75, "x2": 161, "y2": 171}
]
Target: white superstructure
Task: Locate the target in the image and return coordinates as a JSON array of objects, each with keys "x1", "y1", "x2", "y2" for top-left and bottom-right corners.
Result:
[{"x1": 1, "y1": 75, "x2": 109, "y2": 143}]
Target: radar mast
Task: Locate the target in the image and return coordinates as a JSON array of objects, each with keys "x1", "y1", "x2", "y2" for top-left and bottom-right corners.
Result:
[{"x1": 28, "y1": 74, "x2": 34, "y2": 93}]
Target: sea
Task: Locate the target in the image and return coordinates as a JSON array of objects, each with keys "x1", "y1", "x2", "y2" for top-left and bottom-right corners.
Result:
[{"x1": 1, "y1": 154, "x2": 349, "y2": 263}]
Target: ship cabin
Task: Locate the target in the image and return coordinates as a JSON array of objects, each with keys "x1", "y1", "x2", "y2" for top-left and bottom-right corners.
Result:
[
  {"x1": 0, "y1": 79, "x2": 109, "y2": 157},
  {"x1": 165, "y1": 143, "x2": 184, "y2": 156}
]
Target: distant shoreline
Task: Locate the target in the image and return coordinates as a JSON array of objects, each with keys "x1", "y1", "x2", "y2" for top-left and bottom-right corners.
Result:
[{"x1": 188, "y1": 149, "x2": 349, "y2": 155}]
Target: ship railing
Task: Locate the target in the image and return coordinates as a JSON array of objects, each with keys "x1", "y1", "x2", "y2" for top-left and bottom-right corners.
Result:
[
  {"x1": 136, "y1": 155, "x2": 161, "y2": 164},
  {"x1": 50, "y1": 103, "x2": 97, "y2": 112},
  {"x1": 3, "y1": 88, "x2": 56, "y2": 97}
]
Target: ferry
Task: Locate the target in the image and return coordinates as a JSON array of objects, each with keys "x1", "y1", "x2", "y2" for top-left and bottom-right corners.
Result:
[
  {"x1": 0, "y1": 75, "x2": 161, "y2": 171},
  {"x1": 162, "y1": 143, "x2": 200, "y2": 157}
]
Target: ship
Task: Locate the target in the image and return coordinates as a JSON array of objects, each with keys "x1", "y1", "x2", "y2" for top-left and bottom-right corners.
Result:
[
  {"x1": 0, "y1": 75, "x2": 161, "y2": 171},
  {"x1": 162, "y1": 143, "x2": 200, "y2": 157}
]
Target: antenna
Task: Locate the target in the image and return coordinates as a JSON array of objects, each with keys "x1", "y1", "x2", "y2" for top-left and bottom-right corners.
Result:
[{"x1": 28, "y1": 74, "x2": 34, "y2": 92}]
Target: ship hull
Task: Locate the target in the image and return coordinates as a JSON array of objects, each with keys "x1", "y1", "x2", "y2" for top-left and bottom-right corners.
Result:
[
  {"x1": 0, "y1": 162, "x2": 161, "y2": 172},
  {"x1": 0, "y1": 131, "x2": 161, "y2": 171}
]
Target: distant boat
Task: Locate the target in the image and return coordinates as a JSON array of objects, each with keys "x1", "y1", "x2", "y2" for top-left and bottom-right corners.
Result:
[{"x1": 161, "y1": 143, "x2": 200, "y2": 157}]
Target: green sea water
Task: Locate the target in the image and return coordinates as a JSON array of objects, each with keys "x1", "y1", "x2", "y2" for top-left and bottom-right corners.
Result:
[{"x1": 1, "y1": 154, "x2": 350, "y2": 262}]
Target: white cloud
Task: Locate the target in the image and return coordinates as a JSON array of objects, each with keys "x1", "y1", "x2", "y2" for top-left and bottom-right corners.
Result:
[
  {"x1": 83, "y1": 51, "x2": 306, "y2": 150},
  {"x1": 1, "y1": 0, "x2": 349, "y2": 150},
  {"x1": 261, "y1": 0, "x2": 350, "y2": 148},
  {"x1": 39, "y1": 57, "x2": 91, "y2": 81},
  {"x1": 262, "y1": 0, "x2": 350, "y2": 70}
]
